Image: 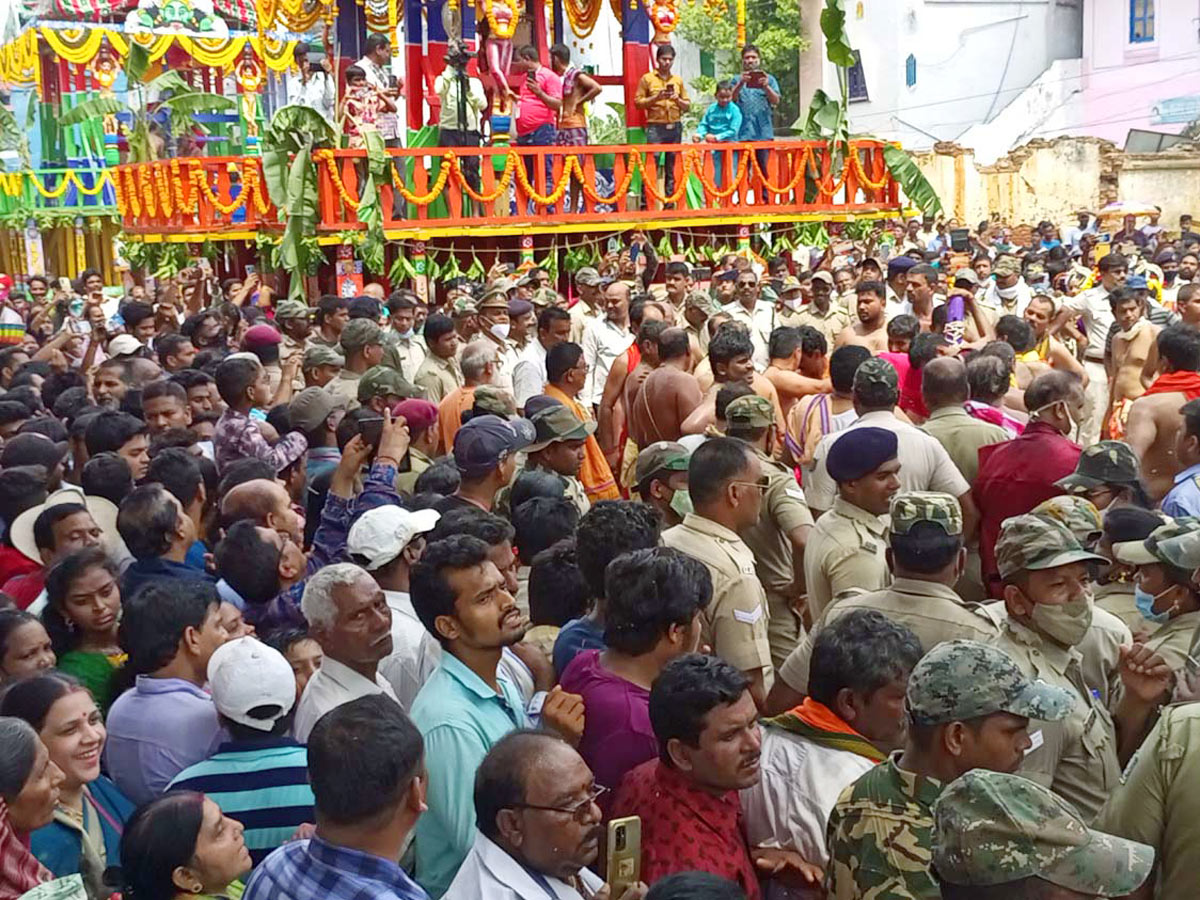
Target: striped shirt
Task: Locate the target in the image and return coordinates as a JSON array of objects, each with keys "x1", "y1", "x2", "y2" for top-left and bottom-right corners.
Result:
[{"x1": 168, "y1": 738, "x2": 315, "y2": 867}]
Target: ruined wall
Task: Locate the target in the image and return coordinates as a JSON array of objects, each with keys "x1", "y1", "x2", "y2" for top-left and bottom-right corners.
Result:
[{"x1": 912, "y1": 136, "x2": 1198, "y2": 228}]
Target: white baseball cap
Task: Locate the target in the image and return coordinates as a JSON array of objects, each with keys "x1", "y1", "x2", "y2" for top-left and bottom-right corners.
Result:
[
  {"x1": 347, "y1": 506, "x2": 440, "y2": 571},
  {"x1": 206, "y1": 637, "x2": 298, "y2": 731},
  {"x1": 107, "y1": 334, "x2": 143, "y2": 357}
]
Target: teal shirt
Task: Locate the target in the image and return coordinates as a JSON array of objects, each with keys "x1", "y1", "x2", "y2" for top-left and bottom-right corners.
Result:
[{"x1": 410, "y1": 653, "x2": 531, "y2": 898}]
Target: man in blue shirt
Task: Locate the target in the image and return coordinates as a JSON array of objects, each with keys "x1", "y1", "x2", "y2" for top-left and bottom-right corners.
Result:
[
  {"x1": 1163, "y1": 399, "x2": 1200, "y2": 518},
  {"x1": 245, "y1": 695, "x2": 428, "y2": 900},
  {"x1": 116, "y1": 483, "x2": 216, "y2": 598},
  {"x1": 408, "y1": 535, "x2": 585, "y2": 897}
]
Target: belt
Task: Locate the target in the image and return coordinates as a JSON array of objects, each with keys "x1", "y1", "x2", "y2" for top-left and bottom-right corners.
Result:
[{"x1": 1084, "y1": 355, "x2": 1105, "y2": 364}]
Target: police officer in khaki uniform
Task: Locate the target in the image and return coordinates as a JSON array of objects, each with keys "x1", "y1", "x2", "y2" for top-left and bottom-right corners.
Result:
[
  {"x1": 683, "y1": 288, "x2": 721, "y2": 366},
  {"x1": 275, "y1": 299, "x2": 311, "y2": 392},
  {"x1": 772, "y1": 491, "x2": 997, "y2": 704},
  {"x1": 784, "y1": 272, "x2": 850, "y2": 351},
  {"x1": 413, "y1": 313, "x2": 464, "y2": 403},
  {"x1": 662, "y1": 435, "x2": 774, "y2": 707},
  {"x1": 990, "y1": 515, "x2": 1173, "y2": 823},
  {"x1": 357, "y1": 365, "x2": 418, "y2": 414},
  {"x1": 508, "y1": 403, "x2": 593, "y2": 516},
  {"x1": 724, "y1": 393, "x2": 814, "y2": 670},
  {"x1": 802, "y1": 426, "x2": 898, "y2": 621}
]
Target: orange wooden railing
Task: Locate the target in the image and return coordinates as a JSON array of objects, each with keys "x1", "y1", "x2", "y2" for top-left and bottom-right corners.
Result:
[{"x1": 113, "y1": 140, "x2": 900, "y2": 235}]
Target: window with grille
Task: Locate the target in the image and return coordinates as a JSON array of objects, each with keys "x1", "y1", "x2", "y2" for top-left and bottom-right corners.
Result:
[
  {"x1": 847, "y1": 51, "x2": 869, "y2": 102},
  {"x1": 1130, "y1": 0, "x2": 1155, "y2": 43}
]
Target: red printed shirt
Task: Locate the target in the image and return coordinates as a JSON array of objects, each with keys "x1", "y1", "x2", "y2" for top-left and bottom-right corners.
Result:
[{"x1": 611, "y1": 760, "x2": 761, "y2": 900}]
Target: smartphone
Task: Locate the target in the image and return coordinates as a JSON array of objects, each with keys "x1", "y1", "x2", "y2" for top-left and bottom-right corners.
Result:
[
  {"x1": 629, "y1": 243, "x2": 640, "y2": 265},
  {"x1": 68, "y1": 318, "x2": 89, "y2": 335},
  {"x1": 606, "y1": 817, "x2": 641, "y2": 894},
  {"x1": 950, "y1": 228, "x2": 970, "y2": 252},
  {"x1": 1095, "y1": 232, "x2": 1112, "y2": 244},
  {"x1": 359, "y1": 415, "x2": 384, "y2": 448},
  {"x1": 246, "y1": 264, "x2": 256, "y2": 276},
  {"x1": 58, "y1": 276, "x2": 72, "y2": 292},
  {"x1": 607, "y1": 236, "x2": 622, "y2": 255}
]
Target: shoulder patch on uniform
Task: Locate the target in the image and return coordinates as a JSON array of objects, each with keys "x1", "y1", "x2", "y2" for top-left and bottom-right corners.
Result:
[
  {"x1": 1026, "y1": 729, "x2": 1044, "y2": 754},
  {"x1": 785, "y1": 487, "x2": 806, "y2": 501},
  {"x1": 733, "y1": 605, "x2": 765, "y2": 626}
]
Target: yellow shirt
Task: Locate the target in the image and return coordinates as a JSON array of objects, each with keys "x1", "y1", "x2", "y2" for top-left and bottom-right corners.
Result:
[{"x1": 636, "y1": 71, "x2": 689, "y2": 125}]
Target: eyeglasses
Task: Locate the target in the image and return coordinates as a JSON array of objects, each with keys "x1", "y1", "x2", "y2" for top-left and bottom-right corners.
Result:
[
  {"x1": 732, "y1": 475, "x2": 771, "y2": 492},
  {"x1": 509, "y1": 784, "x2": 608, "y2": 823}
]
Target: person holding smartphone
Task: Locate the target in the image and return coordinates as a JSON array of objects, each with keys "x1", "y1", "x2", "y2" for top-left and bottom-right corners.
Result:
[
  {"x1": 731, "y1": 44, "x2": 780, "y2": 181},
  {"x1": 635, "y1": 44, "x2": 690, "y2": 203}
]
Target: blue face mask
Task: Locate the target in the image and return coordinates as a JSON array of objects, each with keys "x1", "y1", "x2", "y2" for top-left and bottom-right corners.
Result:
[
  {"x1": 395, "y1": 328, "x2": 415, "y2": 340},
  {"x1": 1135, "y1": 585, "x2": 1172, "y2": 624}
]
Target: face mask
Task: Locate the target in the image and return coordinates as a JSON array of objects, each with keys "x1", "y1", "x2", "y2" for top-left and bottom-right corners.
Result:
[
  {"x1": 996, "y1": 284, "x2": 1020, "y2": 301},
  {"x1": 1164, "y1": 271, "x2": 1177, "y2": 285},
  {"x1": 1135, "y1": 585, "x2": 1173, "y2": 624},
  {"x1": 395, "y1": 328, "x2": 414, "y2": 340},
  {"x1": 669, "y1": 487, "x2": 693, "y2": 518},
  {"x1": 783, "y1": 296, "x2": 803, "y2": 312},
  {"x1": 1030, "y1": 594, "x2": 1093, "y2": 647},
  {"x1": 489, "y1": 321, "x2": 511, "y2": 341}
]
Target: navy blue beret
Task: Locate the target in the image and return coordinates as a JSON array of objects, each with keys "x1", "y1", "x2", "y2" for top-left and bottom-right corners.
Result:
[{"x1": 827, "y1": 426, "x2": 899, "y2": 482}]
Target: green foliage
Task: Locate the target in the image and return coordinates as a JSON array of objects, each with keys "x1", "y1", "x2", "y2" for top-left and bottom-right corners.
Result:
[
  {"x1": 356, "y1": 131, "x2": 389, "y2": 276},
  {"x1": 586, "y1": 102, "x2": 627, "y2": 145},
  {"x1": 59, "y1": 97, "x2": 124, "y2": 128},
  {"x1": 882, "y1": 145, "x2": 943, "y2": 217},
  {"x1": 675, "y1": 0, "x2": 808, "y2": 128}
]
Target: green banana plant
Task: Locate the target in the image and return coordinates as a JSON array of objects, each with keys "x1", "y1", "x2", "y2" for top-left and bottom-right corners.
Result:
[
  {"x1": 793, "y1": 0, "x2": 942, "y2": 217},
  {"x1": 354, "y1": 131, "x2": 389, "y2": 275}
]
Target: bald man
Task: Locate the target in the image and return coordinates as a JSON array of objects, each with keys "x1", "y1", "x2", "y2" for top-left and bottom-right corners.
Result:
[{"x1": 220, "y1": 478, "x2": 304, "y2": 544}]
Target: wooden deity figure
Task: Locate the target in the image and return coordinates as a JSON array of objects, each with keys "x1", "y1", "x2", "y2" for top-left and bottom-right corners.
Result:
[
  {"x1": 478, "y1": 0, "x2": 518, "y2": 116},
  {"x1": 647, "y1": 0, "x2": 677, "y2": 46}
]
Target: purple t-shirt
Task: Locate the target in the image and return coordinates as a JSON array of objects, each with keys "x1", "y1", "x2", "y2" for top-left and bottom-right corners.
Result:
[{"x1": 559, "y1": 649, "x2": 658, "y2": 808}]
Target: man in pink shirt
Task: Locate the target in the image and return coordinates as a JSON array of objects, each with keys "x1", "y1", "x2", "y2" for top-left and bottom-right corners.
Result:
[{"x1": 513, "y1": 44, "x2": 562, "y2": 207}]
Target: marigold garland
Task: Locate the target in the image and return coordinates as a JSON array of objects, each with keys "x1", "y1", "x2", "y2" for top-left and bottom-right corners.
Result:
[{"x1": 747, "y1": 147, "x2": 806, "y2": 195}]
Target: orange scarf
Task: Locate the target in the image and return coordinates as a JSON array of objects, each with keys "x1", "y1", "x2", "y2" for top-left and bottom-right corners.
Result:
[
  {"x1": 1144, "y1": 370, "x2": 1200, "y2": 400},
  {"x1": 544, "y1": 384, "x2": 620, "y2": 502},
  {"x1": 764, "y1": 697, "x2": 887, "y2": 762}
]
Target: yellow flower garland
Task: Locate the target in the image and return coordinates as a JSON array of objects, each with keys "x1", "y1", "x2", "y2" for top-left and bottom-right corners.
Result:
[{"x1": 484, "y1": 0, "x2": 520, "y2": 38}]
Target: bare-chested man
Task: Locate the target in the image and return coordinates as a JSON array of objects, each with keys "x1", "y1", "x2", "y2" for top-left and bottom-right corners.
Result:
[
  {"x1": 598, "y1": 298, "x2": 667, "y2": 474},
  {"x1": 1142, "y1": 283, "x2": 1200, "y2": 387},
  {"x1": 681, "y1": 323, "x2": 786, "y2": 437},
  {"x1": 763, "y1": 325, "x2": 831, "y2": 424},
  {"x1": 904, "y1": 264, "x2": 939, "y2": 332},
  {"x1": 1107, "y1": 287, "x2": 1160, "y2": 440},
  {"x1": 1021, "y1": 294, "x2": 1088, "y2": 382},
  {"x1": 550, "y1": 43, "x2": 601, "y2": 215},
  {"x1": 1125, "y1": 324, "x2": 1200, "y2": 500},
  {"x1": 836, "y1": 280, "x2": 889, "y2": 353},
  {"x1": 629, "y1": 327, "x2": 703, "y2": 445}
]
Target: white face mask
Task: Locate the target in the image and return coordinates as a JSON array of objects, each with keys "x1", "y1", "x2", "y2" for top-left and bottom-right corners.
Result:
[
  {"x1": 783, "y1": 296, "x2": 803, "y2": 311},
  {"x1": 996, "y1": 284, "x2": 1020, "y2": 301},
  {"x1": 489, "y1": 321, "x2": 511, "y2": 341}
]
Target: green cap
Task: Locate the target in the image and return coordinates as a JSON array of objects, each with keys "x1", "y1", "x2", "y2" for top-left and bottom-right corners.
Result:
[
  {"x1": 274, "y1": 299, "x2": 311, "y2": 320},
  {"x1": 473, "y1": 384, "x2": 517, "y2": 418},
  {"x1": 526, "y1": 404, "x2": 595, "y2": 452},
  {"x1": 995, "y1": 514, "x2": 1106, "y2": 580},
  {"x1": 289, "y1": 387, "x2": 343, "y2": 432},
  {"x1": 907, "y1": 640, "x2": 1074, "y2": 726},
  {"x1": 451, "y1": 295, "x2": 479, "y2": 316},
  {"x1": 685, "y1": 289, "x2": 722, "y2": 315},
  {"x1": 1056, "y1": 441, "x2": 1140, "y2": 492},
  {"x1": 1031, "y1": 496, "x2": 1103, "y2": 549},
  {"x1": 531, "y1": 287, "x2": 561, "y2": 309},
  {"x1": 932, "y1": 769, "x2": 1153, "y2": 895},
  {"x1": 1151, "y1": 523, "x2": 1200, "y2": 569},
  {"x1": 725, "y1": 394, "x2": 774, "y2": 429},
  {"x1": 1113, "y1": 518, "x2": 1200, "y2": 567},
  {"x1": 852, "y1": 356, "x2": 899, "y2": 391},
  {"x1": 635, "y1": 440, "x2": 690, "y2": 485},
  {"x1": 302, "y1": 344, "x2": 345, "y2": 369},
  {"x1": 340, "y1": 318, "x2": 384, "y2": 354},
  {"x1": 889, "y1": 491, "x2": 963, "y2": 537},
  {"x1": 357, "y1": 366, "x2": 415, "y2": 403}
]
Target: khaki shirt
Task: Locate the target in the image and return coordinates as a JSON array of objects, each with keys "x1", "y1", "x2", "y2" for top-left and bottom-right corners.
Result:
[
  {"x1": 494, "y1": 463, "x2": 590, "y2": 519},
  {"x1": 741, "y1": 449, "x2": 814, "y2": 595},
  {"x1": 1095, "y1": 581, "x2": 1156, "y2": 637},
  {"x1": 920, "y1": 405, "x2": 1009, "y2": 485},
  {"x1": 396, "y1": 446, "x2": 433, "y2": 495},
  {"x1": 326, "y1": 369, "x2": 363, "y2": 411},
  {"x1": 280, "y1": 335, "x2": 306, "y2": 390},
  {"x1": 778, "y1": 577, "x2": 998, "y2": 693},
  {"x1": 1143, "y1": 609, "x2": 1200, "y2": 678},
  {"x1": 991, "y1": 612, "x2": 1121, "y2": 823},
  {"x1": 481, "y1": 331, "x2": 519, "y2": 395},
  {"x1": 781, "y1": 304, "x2": 850, "y2": 352},
  {"x1": 663, "y1": 513, "x2": 773, "y2": 675},
  {"x1": 1098, "y1": 701, "x2": 1200, "y2": 900},
  {"x1": 802, "y1": 496, "x2": 890, "y2": 621},
  {"x1": 306, "y1": 331, "x2": 340, "y2": 350},
  {"x1": 383, "y1": 331, "x2": 427, "y2": 384},
  {"x1": 569, "y1": 301, "x2": 599, "y2": 345},
  {"x1": 413, "y1": 353, "x2": 462, "y2": 404}
]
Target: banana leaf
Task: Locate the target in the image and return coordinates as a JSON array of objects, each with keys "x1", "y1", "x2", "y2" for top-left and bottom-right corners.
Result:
[
  {"x1": 162, "y1": 92, "x2": 236, "y2": 117},
  {"x1": 882, "y1": 144, "x2": 943, "y2": 217},
  {"x1": 59, "y1": 97, "x2": 123, "y2": 127},
  {"x1": 279, "y1": 137, "x2": 319, "y2": 301},
  {"x1": 125, "y1": 44, "x2": 150, "y2": 83},
  {"x1": 820, "y1": 0, "x2": 857, "y2": 68},
  {"x1": 266, "y1": 105, "x2": 336, "y2": 150}
]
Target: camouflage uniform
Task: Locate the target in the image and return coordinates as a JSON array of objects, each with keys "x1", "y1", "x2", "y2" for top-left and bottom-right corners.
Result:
[
  {"x1": 728, "y1": 394, "x2": 815, "y2": 670},
  {"x1": 778, "y1": 493, "x2": 998, "y2": 695},
  {"x1": 933, "y1": 769, "x2": 1154, "y2": 897},
  {"x1": 988, "y1": 515, "x2": 1119, "y2": 823},
  {"x1": 1055, "y1": 440, "x2": 1143, "y2": 495},
  {"x1": 826, "y1": 641, "x2": 1074, "y2": 900}
]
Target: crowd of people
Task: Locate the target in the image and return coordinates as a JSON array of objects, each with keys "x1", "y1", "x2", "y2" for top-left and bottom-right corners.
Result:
[{"x1": 0, "y1": 208, "x2": 1197, "y2": 900}]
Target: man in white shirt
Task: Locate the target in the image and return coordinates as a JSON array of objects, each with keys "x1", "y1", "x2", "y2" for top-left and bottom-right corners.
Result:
[
  {"x1": 1054, "y1": 252, "x2": 1129, "y2": 447},
  {"x1": 513, "y1": 306, "x2": 572, "y2": 408},
  {"x1": 293, "y1": 562, "x2": 399, "y2": 741},
  {"x1": 721, "y1": 269, "x2": 774, "y2": 371},
  {"x1": 569, "y1": 267, "x2": 603, "y2": 344},
  {"x1": 347, "y1": 506, "x2": 442, "y2": 709},
  {"x1": 581, "y1": 281, "x2": 634, "y2": 407},
  {"x1": 445, "y1": 730, "x2": 609, "y2": 900},
  {"x1": 284, "y1": 42, "x2": 336, "y2": 124},
  {"x1": 355, "y1": 33, "x2": 402, "y2": 146}
]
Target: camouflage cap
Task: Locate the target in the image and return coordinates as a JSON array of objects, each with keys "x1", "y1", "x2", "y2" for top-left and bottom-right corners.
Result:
[
  {"x1": 302, "y1": 344, "x2": 345, "y2": 369},
  {"x1": 889, "y1": 491, "x2": 963, "y2": 537},
  {"x1": 357, "y1": 366, "x2": 416, "y2": 403},
  {"x1": 1031, "y1": 496, "x2": 1103, "y2": 549},
  {"x1": 531, "y1": 287, "x2": 562, "y2": 309},
  {"x1": 451, "y1": 294, "x2": 479, "y2": 316},
  {"x1": 995, "y1": 514, "x2": 1106, "y2": 580},
  {"x1": 852, "y1": 356, "x2": 899, "y2": 391},
  {"x1": 684, "y1": 289, "x2": 722, "y2": 315},
  {"x1": 1113, "y1": 518, "x2": 1200, "y2": 567},
  {"x1": 1152, "y1": 521, "x2": 1200, "y2": 569},
  {"x1": 932, "y1": 769, "x2": 1154, "y2": 895},
  {"x1": 907, "y1": 640, "x2": 1074, "y2": 726},
  {"x1": 473, "y1": 384, "x2": 517, "y2": 418},
  {"x1": 274, "y1": 299, "x2": 311, "y2": 320},
  {"x1": 526, "y1": 404, "x2": 595, "y2": 452},
  {"x1": 635, "y1": 441, "x2": 690, "y2": 485},
  {"x1": 1056, "y1": 441, "x2": 1140, "y2": 492},
  {"x1": 574, "y1": 266, "x2": 602, "y2": 287},
  {"x1": 725, "y1": 394, "x2": 774, "y2": 429},
  {"x1": 339, "y1": 318, "x2": 384, "y2": 354},
  {"x1": 993, "y1": 255, "x2": 1022, "y2": 277}
]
